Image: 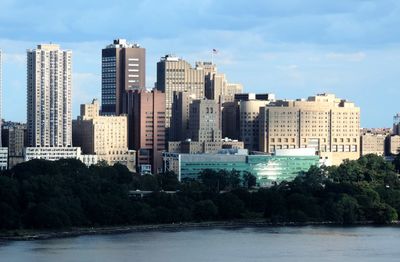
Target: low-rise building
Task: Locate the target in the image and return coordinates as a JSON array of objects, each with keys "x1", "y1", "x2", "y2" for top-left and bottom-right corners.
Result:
[
  {"x1": 168, "y1": 138, "x2": 244, "y2": 154},
  {"x1": 0, "y1": 148, "x2": 8, "y2": 170},
  {"x1": 387, "y1": 135, "x2": 400, "y2": 155},
  {"x1": 25, "y1": 147, "x2": 80, "y2": 161},
  {"x1": 24, "y1": 146, "x2": 98, "y2": 167},
  {"x1": 163, "y1": 148, "x2": 319, "y2": 187},
  {"x1": 360, "y1": 133, "x2": 387, "y2": 156},
  {"x1": 72, "y1": 99, "x2": 136, "y2": 171},
  {"x1": 1, "y1": 122, "x2": 27, "y2": 168}
]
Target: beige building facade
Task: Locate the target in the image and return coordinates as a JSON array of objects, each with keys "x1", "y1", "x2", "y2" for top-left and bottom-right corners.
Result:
[
  {"x1": 27, "y1": 44, "x2": 72, "y2": 147},
  {"x1": 388, "y1": 135, "x2": 400, "y2": 155},
  {"x1": 239, "y1": 99, "x2": 273, "y2": 151},
  {"x1": 360, "y1": 128, "x2": 391, "y2": 156},
  {"x1": 188, "y1": 99, "x2": 222, "y2": 142},
  {"x1": 156, "y1": 55, "x2": 215, "y2": 130},
  {"x1": 360, "y1": 133, "x2": 386, "y2": 156},
  {"x1": 259, "y1": 93, "x2": 360, "y2": 166},
  {"x1": 72, "y1": 99, "x2": 135, "y2": 171},
  {"x1": 168, "y1": 139, "x2": 244, "y2": 154}
]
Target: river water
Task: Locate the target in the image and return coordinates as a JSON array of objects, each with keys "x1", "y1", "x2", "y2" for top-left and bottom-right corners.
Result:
[{"x1": 1, "y1": 226, "x2": 399, "y2": 262}]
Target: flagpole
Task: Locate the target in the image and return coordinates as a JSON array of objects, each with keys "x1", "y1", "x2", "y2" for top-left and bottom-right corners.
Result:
[{"x1": 211, "y1": 50, "x2": 214, "y2": 64}]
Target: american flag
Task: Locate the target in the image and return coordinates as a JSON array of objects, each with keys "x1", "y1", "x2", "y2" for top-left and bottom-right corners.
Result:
[{"x1": 212, "y1": 49, "x2": 218, "y2": 54}]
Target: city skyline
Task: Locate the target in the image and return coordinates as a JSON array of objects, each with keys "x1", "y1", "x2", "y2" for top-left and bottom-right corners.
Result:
[{"x1": 1, "y1": 0, "x2": 400, "y2": 127}]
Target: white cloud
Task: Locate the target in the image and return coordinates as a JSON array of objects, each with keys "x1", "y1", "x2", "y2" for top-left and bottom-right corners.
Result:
[
  {"x1": 325, "y1": 52, "x2": 367, "y2": 62},
  {"x1": 2, "y1": 53, "x2": 25, "y2": 66}
]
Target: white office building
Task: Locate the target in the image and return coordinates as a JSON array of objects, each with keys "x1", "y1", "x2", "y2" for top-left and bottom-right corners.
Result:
[{"x1": 24, "y1": 147, "x2": 98, "y2": 167}]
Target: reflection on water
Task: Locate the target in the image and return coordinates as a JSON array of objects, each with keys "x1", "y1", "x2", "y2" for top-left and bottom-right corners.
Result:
[{"x1": 1, "y1": 226, "x2": 400, "y2": 262}]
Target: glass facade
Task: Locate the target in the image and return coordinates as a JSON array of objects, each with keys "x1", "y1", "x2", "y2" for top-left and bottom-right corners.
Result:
[
  {"x1": 175, "y1": 154, "x2": 319, "y2": 187},
  {"x1": 247, "y1": 155, "x2": 319, "y2": 186}
]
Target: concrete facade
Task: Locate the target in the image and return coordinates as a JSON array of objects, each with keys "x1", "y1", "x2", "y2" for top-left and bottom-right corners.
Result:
[
  {"x1": 0, "y1": 147, "x2": 8, "y2": 170},
  {"x1": 168, "y1": 138, "x2": 244, "y2": 154},
  {"x1": 259, "y1": 93, "x2": 360, "y2": 166},
  {"x1": 2, "y1": 122, "x2": 27, "y2": 168},
  {"x1": 125, "y1": 89, "x2": 166, "y2": 174},
  {"x1": 72, "y1": 99, "x2": 135, "y2": 171},
  {"x1": 388, "y1": 135, "x2": 400, "y2": 155},
  {"x1": 156, "y1": 55, "x2": 216, "y2": 131},
  {"x1": 24, "y1": 147, "x2": 98, "y2": 167},
  {"x1": 27, "y1": 44, "x2": 72, "y2": 147},
  {"x1": 188, "y1": 99, "x2": 221, "y2": 142},
  {"x1": 205, "y1": 72, "x2": 243, "y2": 104},
  {"x1": 239, "y1": 99, "x2": 274, "y2": 151},
  {"x1": 360, "y1": 128, "x2": 391, "y2": 156},
  {"x1": 170, "y1": 91, "x2": 197, "y2": 141}
]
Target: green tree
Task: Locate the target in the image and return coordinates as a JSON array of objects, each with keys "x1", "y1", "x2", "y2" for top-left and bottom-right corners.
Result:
[
  {"x1": 156, "y1": 171, "x2": 180, "y2": 191},
  {"x1": 193, "y1": 200, "x2": 218, "y2": 221},
  {"x1": 216, "y1": 193, "x2": 245, "y2": 219},
  {"x1": 242, "y1": 171, "x2": 257, "y2": 189}
]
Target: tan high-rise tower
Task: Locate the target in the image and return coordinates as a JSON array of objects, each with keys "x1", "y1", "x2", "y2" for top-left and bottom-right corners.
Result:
[
  {"x1": 27, "y1": 44, "x2": 72, "y2": 147},
  {"x1": 156, "y1": 55, "x2": 216, "y2": 132}
]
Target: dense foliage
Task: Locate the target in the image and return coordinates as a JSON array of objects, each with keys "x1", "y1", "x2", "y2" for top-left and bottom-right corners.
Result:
[{"x1": 0, "y1": 154, "x2": 400, "y2": 230}]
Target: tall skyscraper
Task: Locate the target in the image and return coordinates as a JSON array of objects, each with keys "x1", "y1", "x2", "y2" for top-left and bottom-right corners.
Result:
[
  {"x1": 125, "y1": 89, "x2": 166, "y2": 174},
  {"x1": 156, "y1": 55, "x2": 216, "y2": 131},
  {"x1": 27, "y1": 44, "x2": 72, "y2": 147},
  {"x1": 102, "y1": 39, "x2": 145, "y2": 115}
]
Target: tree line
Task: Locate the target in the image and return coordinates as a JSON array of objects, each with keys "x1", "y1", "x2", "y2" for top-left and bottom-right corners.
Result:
[{"x1": 1, "y1": 154, "x2": 400, "y2": 230}]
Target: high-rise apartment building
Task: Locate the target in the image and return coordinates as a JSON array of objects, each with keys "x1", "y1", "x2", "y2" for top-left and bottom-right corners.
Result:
[
  {"x1": 156, "y1": 55, "x2": 216, "y2": 131},
  {"x1": 72, "y1": 99, "x2": 135, "y2": 171},
  {"x1": 102, "y1": 39, "x2": 145, "y2": 115},
  {"x1": 259, "y1": 93, "x2": 360, "y2": 165},
  {"x1": 125, "y1": 89, "x2": 166, "y2": 174},
  {"x1": 27, "y1": 44, "x2": 72, "y2": 147}
]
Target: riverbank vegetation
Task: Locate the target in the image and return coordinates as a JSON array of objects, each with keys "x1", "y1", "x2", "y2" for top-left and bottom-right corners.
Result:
[{"x1": 0, "y1": 154, "x2": 400, "y2": 230}]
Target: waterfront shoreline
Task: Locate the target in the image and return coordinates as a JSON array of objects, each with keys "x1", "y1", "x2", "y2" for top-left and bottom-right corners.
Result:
[{"x1": 1, "y1": 220, "x2": 399, "y2": 242}]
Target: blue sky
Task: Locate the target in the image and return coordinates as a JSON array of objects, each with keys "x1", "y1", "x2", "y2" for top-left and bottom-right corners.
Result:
[{"x1": 1, "y1": 0, "x2": 400, "y2": 127}]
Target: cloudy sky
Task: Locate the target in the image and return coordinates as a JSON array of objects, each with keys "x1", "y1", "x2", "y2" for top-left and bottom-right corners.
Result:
[{"x1": 1, "y1": 0, "x2": 400, "y2": 127}]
